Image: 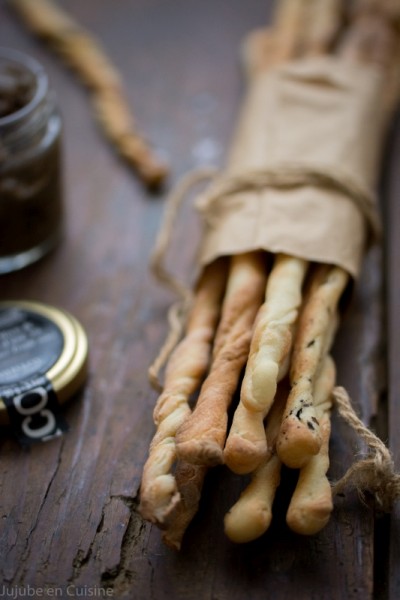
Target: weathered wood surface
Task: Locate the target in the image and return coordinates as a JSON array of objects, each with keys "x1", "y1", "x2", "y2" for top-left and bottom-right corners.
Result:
[
  {"x1": 385, "y1": 109, "x2": 400, "y2": 600},
  {"x1": 0, "y1": 1, "x2": 396, "y2": 598}
]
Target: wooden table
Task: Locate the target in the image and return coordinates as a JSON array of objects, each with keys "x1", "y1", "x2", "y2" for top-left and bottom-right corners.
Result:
[{"x1": 0, "y1": 1, "x2": 399, "y2": 598}]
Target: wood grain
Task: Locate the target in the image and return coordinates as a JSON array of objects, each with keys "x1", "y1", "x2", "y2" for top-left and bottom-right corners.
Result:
[{"x1": 0, "y1": 0, "x2": 395, "y2": 598}]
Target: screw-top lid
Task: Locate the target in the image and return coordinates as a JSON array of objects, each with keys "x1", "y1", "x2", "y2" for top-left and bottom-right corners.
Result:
[{"x1": 0, "y1": 300, "x2": 88, "y2": 443}]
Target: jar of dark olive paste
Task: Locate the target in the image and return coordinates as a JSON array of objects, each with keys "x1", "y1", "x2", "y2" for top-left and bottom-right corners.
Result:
[{"x1": 0, "y1": 47, "x2": 63, "y2": 273}]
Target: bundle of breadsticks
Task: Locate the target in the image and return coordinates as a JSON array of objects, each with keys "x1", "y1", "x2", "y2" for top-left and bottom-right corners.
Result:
[
  {"x1": 140, "y1": 0, "x2": 400, "y2": 549},
  {"x1": 8, "y1": 0, "x2": 167, "y2": 187}
]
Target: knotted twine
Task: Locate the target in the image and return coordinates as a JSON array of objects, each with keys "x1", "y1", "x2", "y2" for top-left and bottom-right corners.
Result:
[{"x1": 148, "y1": 165, "x2": 400, "y2": 512}]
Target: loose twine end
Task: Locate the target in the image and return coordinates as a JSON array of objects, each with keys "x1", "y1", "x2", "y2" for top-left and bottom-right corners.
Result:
[
  {"x1": 148, "y1": 166, "x2": 219, "y2": 391},
  {"x1": 332, "y1": 386, "x2": 400, "y2": 512}
]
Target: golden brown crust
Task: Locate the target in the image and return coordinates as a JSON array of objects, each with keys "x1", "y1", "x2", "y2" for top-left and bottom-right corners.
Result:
[
  {"x1": 224, "y1": 255, "x2": 307, "y2": 474},
  {"x1": 175, "y1": 252, "x2": 267, "y2": 467},
  {"x1": 161, "y1": 462, "x2": 208, "y2": 551},
  {"x1": 139, "y1": 260, "x2": 227, "y2": 524},
  {"x1": 10, "y1": 0, "x2": 167, "y2": 186},
  {"x1": 286, "y1": 355, "x2": 335, "y2": 534},
  {"x1": 276, "y1": 265, "x2": 348, "y2": 469},
  {"x1": 223, "y1": 382, "x2": 287, "y2": 543}
]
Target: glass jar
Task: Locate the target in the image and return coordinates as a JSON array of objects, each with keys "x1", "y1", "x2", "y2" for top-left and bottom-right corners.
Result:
[{"x1": 0, "y1": 48, "x2": 63, "y2": 274}]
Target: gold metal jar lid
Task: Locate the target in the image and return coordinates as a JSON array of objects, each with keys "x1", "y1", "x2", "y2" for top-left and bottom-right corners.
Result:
[{"x1": 0, "y1": 300, "x2": 88, "y2": 442}]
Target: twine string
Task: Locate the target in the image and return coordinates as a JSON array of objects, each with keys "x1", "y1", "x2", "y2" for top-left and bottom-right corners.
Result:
[
  {"x1": 148, "y1": 166, "x2": 218, "y2": 391},
  {"x1": 332, "y1": 386, "x2": 400, "y2": 511}
]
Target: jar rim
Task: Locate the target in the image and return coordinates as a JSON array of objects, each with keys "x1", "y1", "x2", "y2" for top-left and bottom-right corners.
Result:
[{"x1": 0, "y1": 47, "x2": 49, "y2": 130}]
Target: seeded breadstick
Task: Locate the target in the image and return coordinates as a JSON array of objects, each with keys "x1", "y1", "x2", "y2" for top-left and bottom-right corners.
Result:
[
  {"x1": 139, "y1": 259, "x2": 227, "y2": 524},
  {"x1": 276, "y1": 265, "x2": 349, "y2": 469},
  {"x1": 286, "y1": 355, "x2": 335, "y2": 535},
  {"x1": 10, "y1": 0, "x2": 167, "y2": 187},
  {"x1": 224, "y1": 254, "x2": 307, "y2": 474},
  {"x1": 175, "y1": 252, "x2": 267, "y2": 467}
]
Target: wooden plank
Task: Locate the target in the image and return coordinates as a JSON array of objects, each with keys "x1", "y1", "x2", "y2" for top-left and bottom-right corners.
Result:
[
  {"x1": 0, "y1": 1, "x2": 386, "y2": 597},
  {"x1": 385, "y1": 111, "x2": 400, "y2": 600}
]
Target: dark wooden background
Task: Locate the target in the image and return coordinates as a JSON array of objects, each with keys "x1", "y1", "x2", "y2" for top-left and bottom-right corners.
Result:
[{"x1": 0, "y1": 1, "x2": 399, "y2": 598}]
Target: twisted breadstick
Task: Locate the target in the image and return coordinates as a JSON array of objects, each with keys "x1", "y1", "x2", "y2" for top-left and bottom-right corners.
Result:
[
  {"x1": 276, "y1": 265, "x2": 348, "y2": 469},
  {"x1": 161, "y1": 461, "x2": 207, "y2": 551},
  {"x1": 139, "y1": 259, "x2": 227, "y2": 524},
  {"x1": 10, "y1": 0, "x2": 167, "y2": 187},
  {"x1": 175, "y1": 252, "x2": 267, "y2": 467},
  {"x1": 224, "y1": 254, "x2": 307, "y2": 474}
]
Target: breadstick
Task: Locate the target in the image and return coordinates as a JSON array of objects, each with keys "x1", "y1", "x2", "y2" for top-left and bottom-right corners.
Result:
[
  {"x1": 224, "y1": 254, "x2": 307, "y2": 474},
  {"x1": 224, "y1": 381, "x2": 286, "y2": 543},
  {"x1": 139, "y1": 259, "x2": 227, "y2": 524},
  {"x1": 161, "y1": 462, "x2": 207, "y2": 551},
  {"x1": 224, "y1": 355, "x2": 335, "y2": 543},
  {"x1": 276, "y1": 265, "x2": 348, "y2": 469},
  {"x1": 286, "y1": 355, "x2": 335, "y2": 535},
  {"x1": 10, "y1": 0, "x2": 167, "y2": 187},
  {"x1": 302, "y1": 0, "x2": 344, "y2": 56},
  {"x1": 339, "y1": 0, "x2": 400, "y2": 114},
  {"x1": 272, "y1": 0, "x2": 310, "y2": 60},
  {"x1": 340, "y1": 0, "x2": 397, "y2": 69},
  {"x1": 175, "y1": 252, "x2": 267, "y2": 467}
]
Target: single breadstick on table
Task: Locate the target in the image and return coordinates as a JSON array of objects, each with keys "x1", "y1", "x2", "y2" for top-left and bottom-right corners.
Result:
[
  {"x1": 224, "y1": 355, "x2": 335, "y2": 543},
  {"x1": 276, "y1": 265, "x2": 349, "y2": 469},
  {"x1": 9, "y1": 0, "x2": 167, "y2": 187},
  {"x1": 272, "y1": 0, "x2": 309, "y2": 60},
  {"x1": 139, "y1": 259, "x2": 227, "y2": 524},
  {"x1": 224, "y1": 254, "x2": 307, "y2": 475},
  {"x1": 286, "y1": 355, "x2": 335, "y2": 535},
  {"x1": 175, "y1": 252, "x2": 267, "y2": 467}
]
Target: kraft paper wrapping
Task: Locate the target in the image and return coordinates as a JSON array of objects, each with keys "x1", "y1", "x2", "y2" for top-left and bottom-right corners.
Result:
[{"x1": 196, "y1": 56, "x2": 387, "y2": 278}]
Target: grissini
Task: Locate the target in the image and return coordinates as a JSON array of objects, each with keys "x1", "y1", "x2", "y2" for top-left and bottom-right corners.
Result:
[
  {"x1": 276, "y1": 265, "x2": 348, "y2": 469},
  {"x1": 10, "y1": 0, "x2": 167, "y2": 187},
  {"x1": 139, "y1": 259, "x2": 227, "y2": 524},
  {"x1": 175, "y1": 252, "x2": 267, "y2": 467},
  {"x1": 224, "y1": 355, "x2": 335, "y2": 543},
  {"x1": 224, "y1": 380, "x2": 286, "y2": 544},
  {"x1": 286, "y1": 355, "x2": 336, "y2": 535},
  {"x1": 224, "y1": 254, "x2": 307, "y2": 474}
]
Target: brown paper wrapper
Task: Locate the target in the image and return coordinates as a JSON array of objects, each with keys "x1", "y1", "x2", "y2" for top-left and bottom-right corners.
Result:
[{"x1": 196, "y1": 56, "x2": 387, "y2": 278}]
